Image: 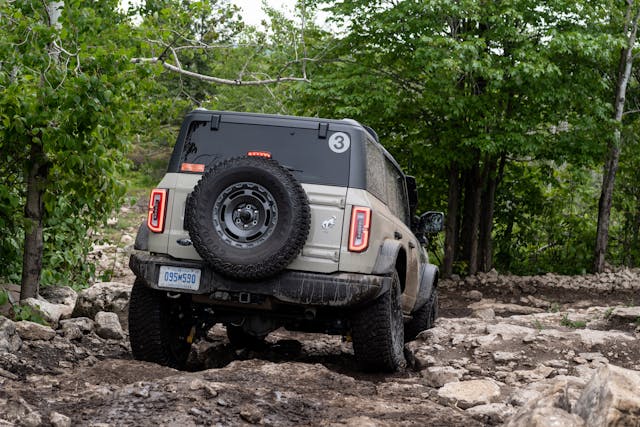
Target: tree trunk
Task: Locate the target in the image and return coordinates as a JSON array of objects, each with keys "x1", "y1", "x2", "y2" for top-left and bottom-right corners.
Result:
[
  {"x1": 478, "y1": 154, "x2": 506, "y2": 272},
  {"x1": 460, "y1": 167, "x2": 474, "y2": 264},
  {"x1": 479, "y1": 157, "x2": 497, "y2": 272},
  {"x1": 443, "y1": 163, "x2": 460, "y2": 278},
  {"x1": 20, "y1": 142, "x2": 49, "y2": 300},
  {"x1": 632, "y1": 207, "x2": 640, "y2": 267},
  {"x1": 20, "y1": 1, "x2": 62, "y2": 300},
  {"x1": 468, "y1": 162, "x2": 482, "y2": 275},
  {"x1": 594, "y1": 3, "x2": 640, "y2": 273}
]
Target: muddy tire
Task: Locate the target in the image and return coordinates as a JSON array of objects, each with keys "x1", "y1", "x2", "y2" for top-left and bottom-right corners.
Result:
[
  {"x1": 352, "y1": 271, "x2": 405, "y2": 372},
  {"x1": 404, "y1": 290, "x2": 438, "y2": 342},
  {"x1": 185, "y1": 156, "x2": 310, "y2": 280},
  {"x1": 226, "y1": 325, "x2": 266, "y2": 350},
  {"x1": 128, "y1": 279, "x2": 193, "y2": 369}
]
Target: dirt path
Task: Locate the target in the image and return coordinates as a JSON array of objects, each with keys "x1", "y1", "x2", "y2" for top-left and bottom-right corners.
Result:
[{"x1": 2, "y1": 271, "x2": 640, "y2": 426}]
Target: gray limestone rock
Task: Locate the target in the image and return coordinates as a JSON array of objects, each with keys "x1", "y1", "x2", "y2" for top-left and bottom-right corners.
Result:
[
  {"x1": 14, "y1": 321, "x2": 56, "y2": 341},
  {"x1": 0, "y1": 316, "x2": 21, "y2": 353},
  {"x1": 59, "y1": 317, "x2": 95, "y2": 334},
  {"x1": 437, "y1": 379, "x2": 501, "y2": 409},
  {"x1": 421, "y1": 366, "x2": 467, "y2": 388},
  {"x1": 73, "y1": 282, "x2": 131, "y2": 328},
  {"x1": 573, "y1": 364, "x2": 640, "y2": 427},
  {"x1": 466, "y1": 403, "x2": 515, "y2": 424},
  {"x1": 94, "y1": 311, "x2": 125, "y2": 340}
]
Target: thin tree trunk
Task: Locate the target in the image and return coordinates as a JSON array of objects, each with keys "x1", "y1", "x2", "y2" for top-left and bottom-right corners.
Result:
[
  {"x1": 479, "y1": 157, "x2": 497, "y2": 272},
  {"x1": 468, "y1": 161, "x2": 482, "y2": 275},
  {"x1": 479, "y1": 154, "x2": 506, "y2": 272},
  {"x1": 460, "y1": 167, "x2": 474, "y2": 263},
  {"x1": 594, "y1": 3, "x2": 640, "y2": 273},
  {"x1": 632, "y1": 207, "x2": 640, "y2": 267},
  {"x1": 20, "y1": 142, "x2": 49, "y2": 300},
  {"x1": 443, "y1": 163, "x2": 459, "y2": 278},
  {"x1": 20, "y1": 1, "x2": 61, "y2": 299}
]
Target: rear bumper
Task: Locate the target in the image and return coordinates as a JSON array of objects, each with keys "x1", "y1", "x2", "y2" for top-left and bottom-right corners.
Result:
[{"x1": 129, "y1": 253, "x2": 391, "y2": 308}]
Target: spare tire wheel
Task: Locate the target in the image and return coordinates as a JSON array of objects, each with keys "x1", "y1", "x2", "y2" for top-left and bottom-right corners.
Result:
[{"x1": 185, "y1": 156, "x2": 311, "y2": 280}]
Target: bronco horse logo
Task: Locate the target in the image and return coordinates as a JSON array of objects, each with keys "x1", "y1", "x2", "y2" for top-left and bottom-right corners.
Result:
[{"x1": 322, "y1": 216, "x2": 337, "y2": 231}]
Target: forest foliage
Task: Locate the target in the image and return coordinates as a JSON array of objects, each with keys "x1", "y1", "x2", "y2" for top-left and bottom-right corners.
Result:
[{"x1": 2, "y1": 0, "x2": 640, "y2": 290}]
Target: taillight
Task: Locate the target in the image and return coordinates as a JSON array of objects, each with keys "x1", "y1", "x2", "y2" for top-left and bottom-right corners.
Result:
[
  {"x1": 147, "y1": 189, "x2": 167, "y2": 233},
  {"x1": 247, "y1": 151, "x2": 272, "y2": 159},
  {"x1": 349, "y1": 206, "x2": 371, "y2": 252},
  {"x1": 180, "y1": 163, "x2": 205, "y2": 173}
]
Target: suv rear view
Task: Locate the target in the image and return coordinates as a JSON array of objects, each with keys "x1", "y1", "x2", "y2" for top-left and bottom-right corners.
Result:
[{"x1": 129, "y1": 110, "x2": 443, "y2": 371}]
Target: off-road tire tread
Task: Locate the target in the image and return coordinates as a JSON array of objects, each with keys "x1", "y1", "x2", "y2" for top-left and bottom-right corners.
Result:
[
  {"x1": 351, "y1": 272, "x2": 405, "y2": 372},
  {"x1": 128, "y1": 279, "x2": 191, "y2": 369},
  {"x1": 404, "y1": 290, "x2": 438, "y2": 342},
  {"x1": 185, "y1": 156, "x2": 310, "y2": 280}
]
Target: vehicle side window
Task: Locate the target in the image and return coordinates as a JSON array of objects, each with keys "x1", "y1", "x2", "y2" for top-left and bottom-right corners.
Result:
[
  {"x1": 366, "y1": 139, "x2": 410, "y2": 225},
  {"x1": 366, "y1": 140, "x2": 387, "y2": 202},
  {"x1": 384, "y1": 157, "x2": 409, "y2": 225}
]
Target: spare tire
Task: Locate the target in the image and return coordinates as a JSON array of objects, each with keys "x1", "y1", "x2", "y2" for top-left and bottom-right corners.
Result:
[{"x1": 185, "y1": 156, "x2": 310, "y2": 280}]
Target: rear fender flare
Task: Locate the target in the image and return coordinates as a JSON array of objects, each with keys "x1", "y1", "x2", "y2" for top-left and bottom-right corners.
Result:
[
  {"x1": 134, "y1": 222, "x2": 150, "y2": 251},
  {"x1": 413, "y1": 264, "x2": 438, "y2": 311},
  {"x1": 371, "y1": 240, "x2": 403, "y2": 276}
]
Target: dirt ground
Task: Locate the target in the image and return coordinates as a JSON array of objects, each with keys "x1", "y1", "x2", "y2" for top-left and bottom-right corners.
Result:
[{"x1": 2, "y1": 271, "x2": 640, "y2": 426}]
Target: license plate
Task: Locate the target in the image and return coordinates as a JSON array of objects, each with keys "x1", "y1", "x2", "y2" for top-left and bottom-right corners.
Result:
[{"x1": 158, "y1": 266, "x2": 201, "y2": 291}]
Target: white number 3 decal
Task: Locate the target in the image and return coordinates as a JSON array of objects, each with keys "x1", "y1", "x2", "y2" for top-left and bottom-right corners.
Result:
[{"x1": 328, "y1": 132, "x2": 351, "y2": 154}]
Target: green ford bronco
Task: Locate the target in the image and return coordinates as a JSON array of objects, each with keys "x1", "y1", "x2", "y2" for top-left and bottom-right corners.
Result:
[{"x1": 128, "y1": 110, "x2": 443, "y2": 371}]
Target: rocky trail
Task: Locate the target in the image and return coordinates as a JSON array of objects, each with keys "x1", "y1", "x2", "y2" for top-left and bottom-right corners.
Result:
[{"x1": 2, "y1": 267, "x2": 640, "y2": 426}]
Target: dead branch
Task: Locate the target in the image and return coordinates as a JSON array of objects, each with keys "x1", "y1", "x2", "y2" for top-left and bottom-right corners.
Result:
[{"x1": 130, "y1": 57, "x2": 310, "y2": 86}]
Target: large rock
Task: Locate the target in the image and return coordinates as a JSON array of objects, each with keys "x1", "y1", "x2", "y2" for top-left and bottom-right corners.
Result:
[
  {"x1": 469, "y1": 300, "x2": 544, "y2": 315},
  {"x1": 507, "y1": 378, "x2": 584, "y2": 427},
  {"x1": 507, "y1": 406, "x2": 585, "y2": 427},
  {"x1": 49, "y1": 412, "x2": 71, "y2": 427},
  {"x1": 59, "y1": 317, "x2": 95, "y2": 334},
  {"x1": 0, "y1": 316, "x2": 22, "y2": 353},
  {"x1": 422, "y1": 366, "x2": 467, "y2": 388},
  {"x1": 14, "y1": 321, "x2": 56, "y2": 341},
  {"x1": 610, "y1": 306, "x2": 640, "y2": 322},
  {"x1": 573, "y1": 364, "x2": 640, "y2": 426},
  {"x1": 73, "y1": 282, "x2": 131, "y2": 328},
  {"x1": 1, "y1": 397, "x2": 43, "y2": 427},
  {"x1": 20, "y1": 286, "x2": 77, "y2": 328},
  {"x1": 466, "y1": 403, "x2": 515, "y2": 424},
  {"x1": 94, "y1": 311, "x2": 125, "y2": 340},
  {"x1": 437, "y1": 379, "x2": 501, "y2": 409},
  {"x1": 574, "y1": 329, "x2": 634, "y2": 347},
  {"x1": 40, "y1": 286, "x2": 77, "y2": 308}
]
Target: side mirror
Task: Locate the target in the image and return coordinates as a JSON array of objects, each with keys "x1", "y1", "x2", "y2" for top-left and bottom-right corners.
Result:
[
  {"x1": 405, "y1": 176, "x2": 418, "y2": 213},
  {"x1": 420, "y1": 211, "x2": 444, "y2": 234}
]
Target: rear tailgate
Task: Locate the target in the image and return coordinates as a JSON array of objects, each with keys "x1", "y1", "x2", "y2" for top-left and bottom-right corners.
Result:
[{"x1": 288, "y1": 184, "x2": 347, "y2": 273}]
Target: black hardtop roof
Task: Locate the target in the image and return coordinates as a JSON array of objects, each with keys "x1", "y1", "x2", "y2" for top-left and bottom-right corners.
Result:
[
  {"x1": 184, "y1": 109, "x2": 380, "y2": 142},
  {"x1": 179, "y1": 109, "x2": 405, "y2": 178}
]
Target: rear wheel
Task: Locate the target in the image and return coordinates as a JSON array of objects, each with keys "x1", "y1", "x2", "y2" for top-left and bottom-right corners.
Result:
[
  {"x1": 128, "y1": 279, "x2": 194, "y2": 369},
  {"x1": 352, "y1": 271, "x2": 405, "y2": 372},
  {"x1": 404, "y1": 290, "x2": 438, "y2": 342}
]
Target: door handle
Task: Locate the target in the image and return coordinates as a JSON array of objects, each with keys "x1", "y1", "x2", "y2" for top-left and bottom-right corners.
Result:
[{"x1": 394, "y1": 231, "x2": 402, "y2": 240}]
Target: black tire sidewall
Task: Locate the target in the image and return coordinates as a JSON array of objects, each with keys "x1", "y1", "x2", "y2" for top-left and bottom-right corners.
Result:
[
  {"x1": 128, "y1": 280, "x2": 193, "y2": 369},
  {"x1": 352, "y1": 271, "x2": 406, "y2": 372},
  {"x1": 191, "y1": 165, "x2": 297, "y2": 261},
  {"x1": 404, "y1": 288, "x2": 438, "y2": 342}
]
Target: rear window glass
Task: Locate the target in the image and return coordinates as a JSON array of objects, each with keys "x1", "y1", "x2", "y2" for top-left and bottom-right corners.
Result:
[{"x1": 181, "y1": 121, "x2": 351, "y2": 186}]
